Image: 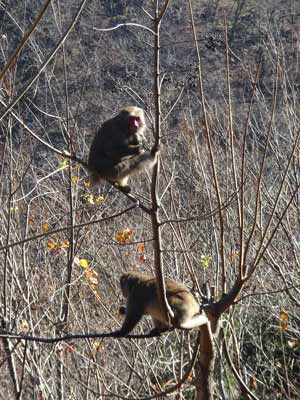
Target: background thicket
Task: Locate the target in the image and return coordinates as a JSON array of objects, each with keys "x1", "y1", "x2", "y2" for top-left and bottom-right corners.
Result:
[{"x1": 0, "y1": 1, "x2": 299, "y2": 399}]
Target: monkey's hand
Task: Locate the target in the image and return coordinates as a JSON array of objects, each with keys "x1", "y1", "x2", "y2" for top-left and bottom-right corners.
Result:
[
  {"x1": 119, "y1": 306, "x2": 126, "y2": 315},
  {"x1": 108, "y1": 145, "x2": 142, "y2": 162},
  {"x1": 115, "y1": 183, "x2": 131, "y2": 194},
  {"x1": 140, "y1": 138, "x2": 151, "y2": 152}
]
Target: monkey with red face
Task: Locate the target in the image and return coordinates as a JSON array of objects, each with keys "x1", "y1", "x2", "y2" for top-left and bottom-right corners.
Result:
[{"x1": 88, "y1": 106, "x2": 158, "y2": 193}]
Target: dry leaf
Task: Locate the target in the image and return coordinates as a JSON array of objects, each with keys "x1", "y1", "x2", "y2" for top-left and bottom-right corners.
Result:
[
  {"x1": 89, "y1": 284, "x2": 97, "y2": 290},
  {"x1": 79, "y1": 258, "x2": 89, "y2": 268},
  {"x1": 249, "y1": 376, "x2": 257, "y2": 390},
  {"x1": 279, "y1": 311, "x2": 288, "y2": 332},
  {"x1": 65, "y1": 342, "x2": 75, "y2": 353},
  {"x1": 83, "y1": 193, "x2": 94, "y2": 204},
  {"x1": 137, "y1": 243, "x2": 145, "y2": 253},
  {"x1": 123, "y1": 228, "x2": 132, "y2": 241},
  {"x1": 84, "y1": 268, "x2": 98, "y2": 285},
  {"x1": 59, "y1": 158, "x2": 68, "y2": 168},
  {"x1": 96, "y1": 195, "x2": 104, "y2": 204},
  {"x1": 91, "y1": 340, "x2": 103, "y2": 355},
  {"x1": 139, "y1": 254, "x2": 146, "y2": 263},
  {"x1": 279, "y1": 311, "x2": 288, "y2": 320},
  {"x1": 17, "y1": 319, "x2": 29, "y2": 334},
  {"x1": 115, "y1": 232, "x2": 124, "y2": 243},
  {"x1": 115, "y1": 228, "x2": 133, "y2": 243},
  {"x1": 199, "y1": 254, "x2": 211, "y2": 269}
]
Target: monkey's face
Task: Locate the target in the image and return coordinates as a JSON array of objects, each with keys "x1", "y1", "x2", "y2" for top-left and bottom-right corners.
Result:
[
  {"x1": 128, "y1": 115, "x2": 140, "y2": 131},
  {"x1": 127, "y1": 115, "x2": 142, "y2": 135},
  {"x1": 119, "y1": 107, "x2": 145, "y2": 136}
]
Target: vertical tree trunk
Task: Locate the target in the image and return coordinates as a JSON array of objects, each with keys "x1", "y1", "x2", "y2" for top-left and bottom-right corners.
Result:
[{"x1": 194, "y1": 318, "x2": 219, "y2": 400}]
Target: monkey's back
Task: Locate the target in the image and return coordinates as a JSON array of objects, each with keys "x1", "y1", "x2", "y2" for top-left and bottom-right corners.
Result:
[
  {"x1": 89, "y1": 118, "x2": 125, "y2": 162},
  {"x1": 122, "y1": 272, "x2": 200, "y2": 327}
]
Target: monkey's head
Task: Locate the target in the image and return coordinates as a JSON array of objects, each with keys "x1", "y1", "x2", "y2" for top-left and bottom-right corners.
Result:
[{"x1": 118, "y1": 107, "x2": 146, "y2": 136}]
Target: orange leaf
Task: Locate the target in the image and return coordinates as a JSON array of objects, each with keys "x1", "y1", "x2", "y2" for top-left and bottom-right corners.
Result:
[
  {"x1": 279, "y1": 311, "x2": 288, "y2": 332},
  {"x1": 249, "y1": 376, "x2": 257, "y2": 390},
  {"x1": 279, "y1": 311, "x2": 288, "y2": 321},
  {"x1": 185, "y1": 372, "x2": 193, "y2": 382},
  {"x1": 60, "y1": 240, "x2": 70, "y2": 248},
  {"x1": 47, "y1": 241, "x2": 57, "y2": 249},
  {"x1": 89, "y1": 284, "x2": 97, "y2": 290},
  {"x1": 137, "y1": 243, "x2": 145, "y2": 253},
  {"x1": 115, "y1": 228, "x2": 133, "y2": 243},
  {"x1": 123, "y1": 228, "x2": 132, "y2": 241},
  {"x1": 84, "y1": 268, "x2": 98, "y2": 285},
  {"x1": 65, "y1": 343, "x2": 75, "y2": 353},
  {"x1": 42, "y1": 223, "x2": 49, "y2": 230},
  {"x1": 115, "y1": 232, "x2": 125, "y2": 243}
]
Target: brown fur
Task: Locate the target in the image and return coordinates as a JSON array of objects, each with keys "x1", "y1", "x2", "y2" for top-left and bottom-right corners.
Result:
[
  {"x1": 88, "y1": 107, "x2": 157, "y2": 192},
  {"x1": 117, "y1": 271, "x2": 202, "y2": 336}
]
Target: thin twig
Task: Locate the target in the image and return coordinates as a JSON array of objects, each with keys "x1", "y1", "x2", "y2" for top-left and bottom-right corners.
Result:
[
  {"x1": 151, "y1": 4, "x2": 174, "y2": 324},
  {"x1": 0, "y1": 0, "x2": 88, "y2": 122},
  {"x1": 221, "y1": 328, "x2": 259, "y2": 400},
  {"x1": 89, "y1": 22, "x2": 155, "y2": 35},
  {"x1": 0, "y1": 204, "x2": 138, "y2": 252},
  {"x1": 188, "y1": 0, "x2": 225, "y2": 296},
  {"x1": 0, "y1": 0, "x2": 52, "y2": 83}
]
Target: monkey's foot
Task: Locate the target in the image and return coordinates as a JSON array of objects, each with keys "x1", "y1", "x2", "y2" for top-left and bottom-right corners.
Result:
[
  {"x1": 110, "y1": 182, "x2": 131, "y2": 194},
  {"x1": 118, "y1": 184, "x2": 131, "y2": 194}
]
